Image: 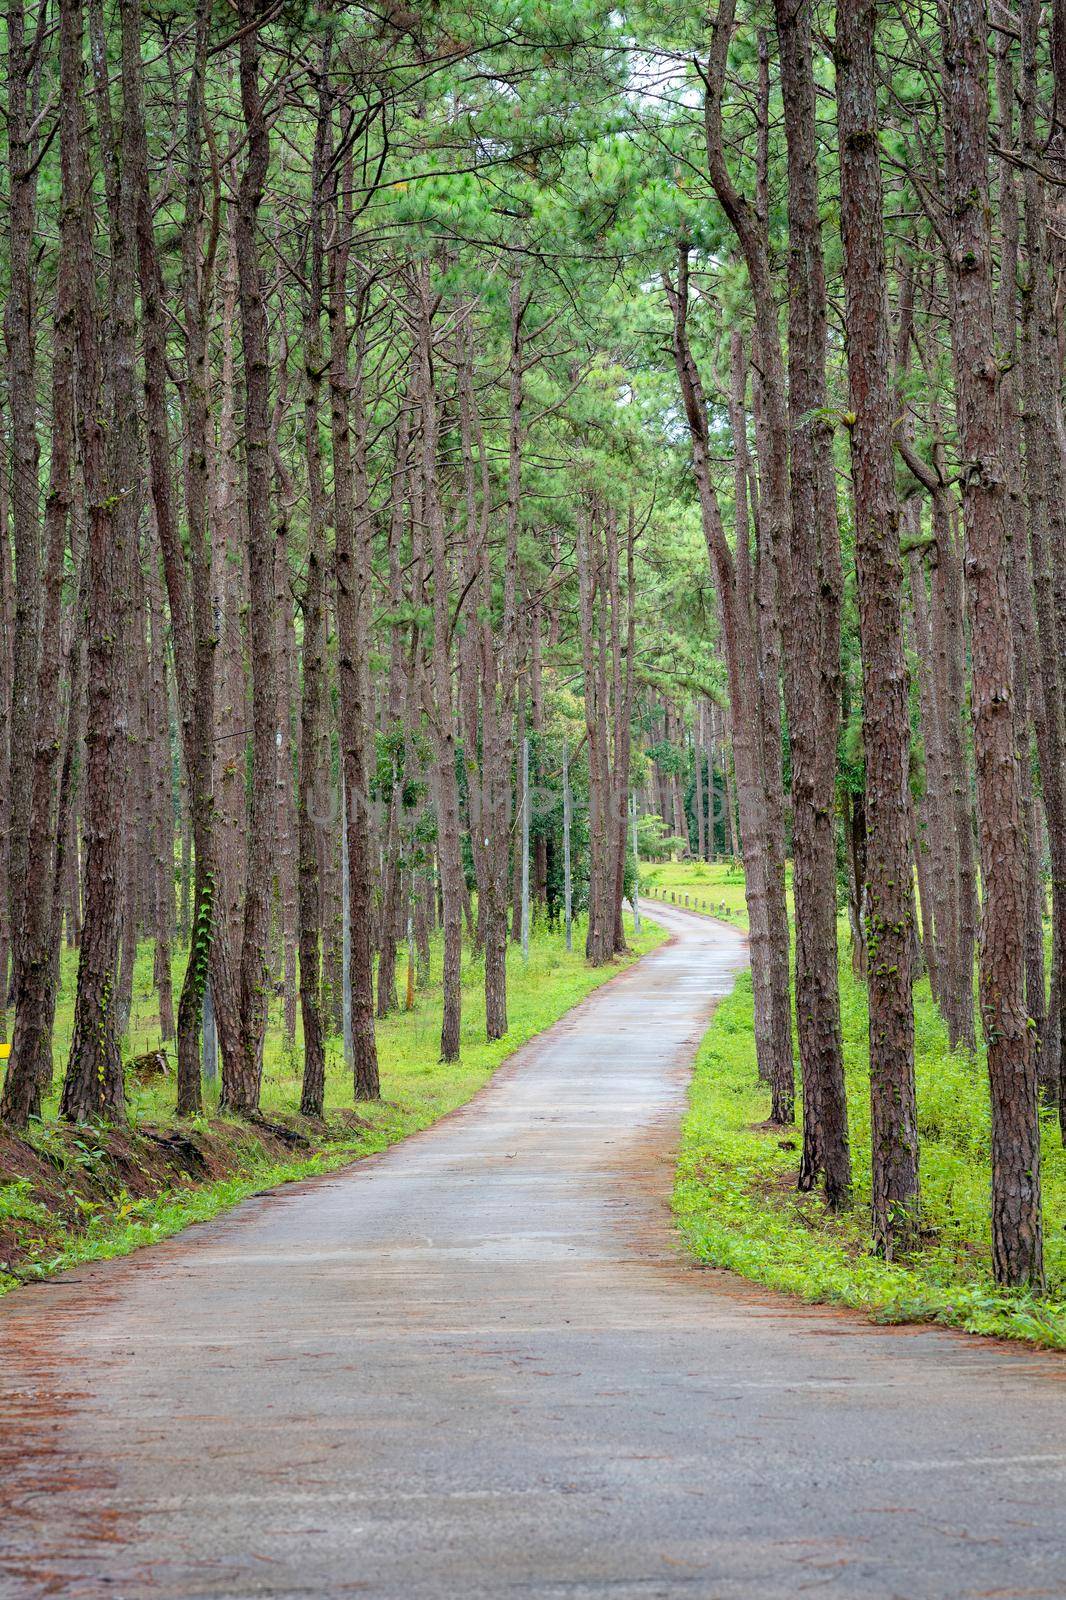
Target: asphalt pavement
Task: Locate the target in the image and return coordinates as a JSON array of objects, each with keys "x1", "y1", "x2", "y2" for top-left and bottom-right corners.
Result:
[{"x1": 2, "y1": 901, "x2": 1063, "y2": 1600}]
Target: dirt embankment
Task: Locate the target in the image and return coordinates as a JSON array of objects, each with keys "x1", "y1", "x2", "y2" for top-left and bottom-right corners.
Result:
[{"x1": 0, "y1": 1110, "x2": 367, "y2": 1284}]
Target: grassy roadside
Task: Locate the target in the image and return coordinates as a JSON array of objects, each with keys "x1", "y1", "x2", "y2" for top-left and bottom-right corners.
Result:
[
  {"x1": 643, "y1": 859, "x2": 1066, "y2": 1349},
  {"x1": 0, "y1": 913, "x2": 666, "y2": 1293},
  {"x1": 640, "y1": 857, "x2": 753, "y2": 929}
]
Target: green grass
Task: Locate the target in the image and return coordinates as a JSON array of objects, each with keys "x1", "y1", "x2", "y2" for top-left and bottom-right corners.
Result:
[
  {"x1": 2, "y1": 912, "x2": 667, "y2": 1291},
  {"x1": 40, "y1": 913, "x2": 665, "y2": 1126},
  {"x1": 640, "y1": 856, "x2": 787, "y2": 929},
  {"x1": 644, "y1": 859, "x2": 1066, "y2": 1347},
  {"x1": 1, "y1": 1144, "x2": 358, "y2": 1288}
]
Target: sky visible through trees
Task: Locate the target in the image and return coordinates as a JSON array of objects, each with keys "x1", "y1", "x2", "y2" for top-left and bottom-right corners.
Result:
[{"x1": 0, "y1": 0, "x2": 1063, "y2": 1297}]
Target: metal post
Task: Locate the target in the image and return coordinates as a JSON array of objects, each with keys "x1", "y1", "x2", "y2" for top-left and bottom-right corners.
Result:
[
  {"x1": 630, "y1": 794, "x2": 642, "y2": 934},
  {"x1": 405, "y1": 904, "x2": 415, "y2": 1010},
  {"x1": 341, "y1": 776, "x2": 354, "y2": 1072},
  {"x1": 520, "y1": 734, "x2": 531, "y2": 960},
  {"x1": 202, "y1": 977, "x2": 217, "y2": 1085},
  {"x1": 562, "y1": 740, "x2": 573, "y2": 953}
]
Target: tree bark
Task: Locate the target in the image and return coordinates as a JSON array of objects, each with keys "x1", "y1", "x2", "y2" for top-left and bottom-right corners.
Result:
[
  {"x1": 61, "y1": 0, "x2": 134, "y2": 1123},
  {"x1": 414, "y1": 270, "x2": 464, "y2": 1061},
  {"x1": 774, "y1": 0, "x2": 848, "y2": 1198},
  {"x1": 228, "y1": 0, "x2": 277, "y2": 1115},
  {"x1": 330, "y1": 196, "x2": 379, "y2": 1100},
  {"x1": 665, "y1": 270, "x2": 793, "y2": 1121},
  {"x1": 837, "y1": 0, "x2": 920, "y2": 1253},
  {"x1": 0, "y1": 40, "x2": 77, "y2": 1122},
  {"x1": 1019, "y1": 0, "x2": 1066, "y2": 1114},
  {"x1": 296, "y1": 38, "x2": 331, "y2": 1117},
  {"x1": 941, "y1": 0, "x2": 1043, "y2": 1285},
  {"x1": 211, "y1": 204, "x2": 248, "y2": 1092},
  {"x1": 701, "y1": 9, "x2": 800, "y2": 1139},
  {"x1": 147, "y1": 539, "x2": 176, "y2": 1044},
  {"x1": 4, "y1": 0, "x2": 43, "y2": 986},
  {"x1": 171, "y1": 0, "x2": 219, "y2": 1115}
]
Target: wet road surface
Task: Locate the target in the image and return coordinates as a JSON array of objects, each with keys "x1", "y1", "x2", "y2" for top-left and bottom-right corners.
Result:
[{"x1": 1, "y1": 902, "x2": 1064, "y2": 1600}]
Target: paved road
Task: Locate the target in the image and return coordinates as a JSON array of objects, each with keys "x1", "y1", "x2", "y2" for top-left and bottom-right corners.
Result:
[{"x1": 1, "y1": 903, "x2": 1064, "y2": 1600}]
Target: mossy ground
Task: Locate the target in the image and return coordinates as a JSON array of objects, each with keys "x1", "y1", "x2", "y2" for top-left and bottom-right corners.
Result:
[
  {"x1": 643, "y1": 859, "x2": 1066, "y2": 1349},
  {"x1": 1, "y1": 913, "x2": 666, "y2": 1292}
]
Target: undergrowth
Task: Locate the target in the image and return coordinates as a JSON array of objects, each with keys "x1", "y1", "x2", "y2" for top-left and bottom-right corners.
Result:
[{"x1": 656, "y1": 861, "x2": 1066, "y2": 1349}]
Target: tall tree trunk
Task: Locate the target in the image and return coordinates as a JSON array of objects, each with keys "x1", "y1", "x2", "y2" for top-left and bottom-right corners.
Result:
[
  {"x1": 610, "y1": 507, "x2": 637, "y2": 953},
  {"x1": 907, "y1": 543, "x2": 958, "y2": 1011},
  {"x1": 167, "y1": 0, "x2": 218, "y2": 1115},
  {"x1": 459, "y1": 305, "x2": 513, "y2": 1039},
  {"x1": 211, "y1": 208, "x2": 247, "y2": 1091},
  {"x1": 0, "y1": 42, "x2": 77, "y2": 1123},
  {"x1": 774, "y1": 0, "x2": 848, "y2": 1201},
  {"x1": 926, "y1": 445, "x2": 978, "y2": 1049},
  {"x1": 330, "y1": 191, "x2": 379, "y2": 1100},
  {"x1": 705, "y1": 1, "x2": 814, "y2": 1154},
  {"x1": 1019, "y1": 0, "x2": 1066, "y2": 1114},
  {"x1": 665, "y1": 273, "x2": 792, "y2": 1120},
  {"x1": 4, "y1": 0, "x2": 42, "y2": 988},
  {"x1": 61, "y1": 0, "x2": 134, "y2": 1122},
  {"x1": 228, "y1": 0, "x2": 277, "y2": 1115},
  {"x1": 0, "y1": 484, "x2": 13, "y2": 1035},
  {"x1": 941, "y1": 0, "x2": 1043, "y2": 1285},
  {"x1": 837, "y1": 0, "x2": 919, "y2": 1253},
  {"x1": 485, "y1": 462, "x2": 516, "y2": 1027},
  {"x1": 348, "y1": 319, "x2": 381, "y2": 1096},
  {"x1": 416, "y1": 274, "x2": 464, "y2": 1060},
  {"x1": 270, "y1": 330, "x2": 299, "y2": 1050},
  {"x1": 147, "y1": 542, "x2": 176, "y2": 1043},
  {"x1": 376, "y1": 406, "x2": 412, "y2": 1020},
  {"x1": 297, "y1": 50, "x2": 330, "y2": 1115},
  {"x1": 733, "y1": 339, "x2": 795, "y2": 1116},
  {"x1": 577, "y1": 504, "x2": 617, "y2": 966},
  {"x1": 124, "y1": 0, "x2": 185, "y2": 1068},
  {"x1": 992, "y1": 41, "x2": 1049, "y2": 1073}
]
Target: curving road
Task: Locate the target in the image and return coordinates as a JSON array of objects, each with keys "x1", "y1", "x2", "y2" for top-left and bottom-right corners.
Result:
[{"x1": 1, "y1": 902, "x2": 1064, "y2": 1600}]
